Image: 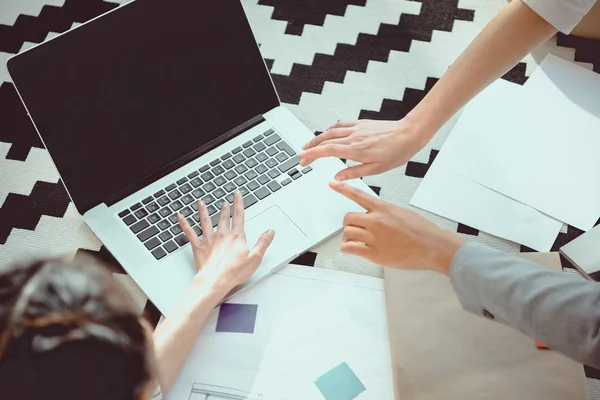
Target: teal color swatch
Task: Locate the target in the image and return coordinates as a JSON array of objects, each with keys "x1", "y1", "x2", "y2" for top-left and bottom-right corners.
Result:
[{"x1": 314, "y1": 362, "x2": 366, "y2": 400}]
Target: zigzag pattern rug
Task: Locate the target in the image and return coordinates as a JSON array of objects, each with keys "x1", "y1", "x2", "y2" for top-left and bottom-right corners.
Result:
[{"x1": 1, "y1": 0, "x2": 600, "y2": 395}]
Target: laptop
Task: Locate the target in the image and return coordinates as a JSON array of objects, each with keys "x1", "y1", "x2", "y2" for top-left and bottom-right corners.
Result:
[{"x1": 7, "y1": 0, "x2": 376, "y2": 315}]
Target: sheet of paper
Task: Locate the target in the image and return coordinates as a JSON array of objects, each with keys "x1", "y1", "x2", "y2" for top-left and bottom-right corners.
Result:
[
  {"x1": 458, "y1": 54, "x2": 600, "y2": 230},
  {"x1": 167, "y1": 265, "x2": 393, "y2": 400},
  {"x1": 411, "y1": 80, "x2": 563, "y2": 251}
]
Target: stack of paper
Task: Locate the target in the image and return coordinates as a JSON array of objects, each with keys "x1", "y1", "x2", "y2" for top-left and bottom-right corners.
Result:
[{"x1": 411, "y1": 54, "x2": 600, "y2": 251}]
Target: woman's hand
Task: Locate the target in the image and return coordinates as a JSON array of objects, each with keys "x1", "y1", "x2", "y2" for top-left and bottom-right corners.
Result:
[
  {"x1": 330, "y1": 181, "x2": 464, "y2": 275},
  {"x1": 177, "y1": 191, "x2": 275, "y2": 294},
  {"x1": 299, "y1": 119, "x2": 431, "y2": 181}
]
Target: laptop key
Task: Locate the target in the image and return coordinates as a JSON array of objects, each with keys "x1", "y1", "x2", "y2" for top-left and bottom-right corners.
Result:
[
  {"x1": 138, "y1": 226, "x2": 159, "y2": 242},
  {"x1": 291, "y1": 170, "x2": 302, "y2": 180},
  {"x1": 170, "y1": 225, "x2": 183, "y2": 235},
  {"x1": 224, "y1": 170, "x2": 236, "y2": 180},
  {"x1": 223, "y1": 160, "x2": 235, "y2": 170},
  {"x1": 214, "y1": 176, "x2": 227, "y2": 186},
  {"x1": 226, "y1": 193, "x2": 234, "y2": 204},
  {"x1": 268, "y1": 181, "x2": 282, "y2": 192},
  {"x1": 130, "y1": 219, "x2": 150, "y2": 234},
  {"x1": 175, "y1": 234, "x2": 189, "y2": 246},
  {"x1": 191, "y1": 202, "x2": 199, "y2": 211},
  {"x1": 159, "y1": 231, "x2": 173, "y2": 242},
  {"x1": 142, "y1": 196, "x2": 153, "y2": 205},
  {"x1": 206, "y1": 204, "x2": 217, "y2": 215},
  {"x1": 242, "y1": 140, "x2": 253, "y2": 148},
  {"x1": 153, "y1": 189, "x2": 165, "y2": 198},
  {"x1": 277, "y1": 142, "x2": 296, "y2": 157},
  {"x1": 234, "y1": 176, "x2": 248, "y2": 186},
  {"x1": 255, "y1": 164, "x2": 268, "y2": 175},
  {"x1": 278, "y1": 156, "x2": 300, "y2": 173},
  {"x1": 245, "y1": 170, "x2": 258, "y2": 181},
  {"x1": 266, "y1": 147, "x2": 278, "y2": 156},
  {"x1": 221, "y1": 152, "x2": 232, "y2": 160},
  {"x1": 232, "y1": 146, "x2": 243, "y2": 154},
  {"x1": 180, "y1": 183, "x2": 192, "y2": 194},
  {"x1": 135, "y1": 209, "x2": 149, "y2": 219},
  {"x1": 152, "y1": 247, "x2": 167, "y2": 260},
  {"x1": 158, "y1": 219, "x2": 171, "y2": 231},
  {"x1": 168, "y1": 214, "x2": 179, "y2": 224},
  {"x1": 192, "y1": 188, "x2": 205, "y2": 199},
  {"x1": 193, "y1": 226, "x2": 202, "y2": 236},
  {"x1": 210, "y1": 159, "x2": 220, "y2": 167},
  {"x1": 239, "y1": 186, "x2": 250, "y2": 197},
  {"x1": 255, "y1": 187, "x2": 271, "y2": 200},
  {"x1": 123, "y1": 214, "x2": 136, "y2": 226},
  {"x1": 253, "y1": 142, "x2": 267, "y2": 152},
  {"x1": 146, "y1": 202, "x2": 160, "y2": 213},
  {"x1": 243, "y1": 148, "x2": 256, "y2": 158},
  {"x1": 210, "y1": 212, "x2": 221, "y2": 227},
  {"x1": 199, "y1": 165, "x2": 209, "y2": 173},
  {"x1": 170, "y1": 200, "x2": 183, "y2": 211},
  {"x1": 181, "y1": 194, "x2": 194, "y2": 205},
  {"x1": 247, "y1": 180, "x2": 260, "y2": 191},
  {"x1": 193, "y1": 213, "x2": 200, "y2": 222},
  {"x1": 243, "y1": 194, "x2": 258, "y2": 209},
  {"x1": 281, "y1": 178, "x2": 292, "y2": 186},
  {"x1": 190, "y1": 177, "x2": 202, "y2": 188},
  {"x1": 202, "y1": 194, "x2": 216, "y2": 205},
  {"x1": 158, "y1": 207, "x2": 171, "y2": 218},
  {"x1": 213, "y1": 165, "x2": 225, "y2": 176},
  {"x1": 256, "y1": 152, "x2": 268, "y2": 162},
  {"x1": 147, "y1": 213, "x2": 161, "y2": 224},
  {"x1": 224, "y1": 182, "x2": 236, "y2": 193},
  {"x1": 202, "y1": 182, "x2": 216, "y2": 192},
  {"x1": 265, "y1": 158, "x2": 278, "y2": 168},
  {"x1": 233, "y1": 154, "x2": 245, "y2": 164},
  {"x1": 145, "y1": 237, "x2": 161, "y2": 250},
  {"x1": 201, "y1": 171, "x2": 214, "y2": 181},
  {"x1": 245, "y1": 158, "x2": 258, "y2": 168},
  {"x1": 264, "y1": 134, "x2": 281, "y2": 146},
  {"x1": 165, "y1": 183, "x2": 176, "y2": 191},
  {"x1": 264, "y1": 129, "x2": 274, "y2": 136},
  {"x1": 257, "y1": 175, "x2": 270, "y2": 185},
  {"x1": 119, "y1": 209, "x2": 130, "y2": 218},
  {"x1": 235, "y1": 164, "x2": 248, "y2": 174},
  {"x1": 276, "y1": 152, "x2": 289, "y2": 163},
  {"x1": 168, "y1": 189, "x2": 182, "y2": 200},
  {"x1": 268, "y1": 169, "x2": 281, "y2": 179},
  {"x1": 131, "y1": 203, "x2": 142, "y2": 211},
  {"x1": 180, "y1": 206, "x2": 192, "y2": 217},
  {"x1": 158, "y1": 196, "x2": 170, "y2": 206},
  {"x1": 163, "y1": 241, "x2": 178, "y2": 253},
  {"x1": 187, "y1": 171, "x2": 199, "y2": 179},
  {"x1": 176, "y1": 177, "x2": 187, "y2": 185},
  {"x1": 213, "y1": 188, "x2": 226, "y2": 199},
  {"x1": 253, "y1": 135, "x2": 263, "y2": 143}
]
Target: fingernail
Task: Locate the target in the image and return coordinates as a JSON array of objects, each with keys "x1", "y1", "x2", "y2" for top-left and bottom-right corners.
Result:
[
  {"x1": 268, "y1": 229, "x2": 275, "y2": 237},
  {"x1": 200, "y1": 200, "x2": 205, "y2": 207},
  {"x1": 335, "y1": 175, "x2": 345, "y2": 181},
  {"x1": 177, "y1": 212, "x2": 183, "y2": 218},
  {"x1": 330, "y1": 181, "x2": 340, "y2": 188}
]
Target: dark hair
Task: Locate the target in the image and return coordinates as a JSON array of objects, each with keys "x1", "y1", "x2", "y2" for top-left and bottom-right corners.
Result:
[{"x1": 0, "y1": 258, "x2": 155, "y2": 400}]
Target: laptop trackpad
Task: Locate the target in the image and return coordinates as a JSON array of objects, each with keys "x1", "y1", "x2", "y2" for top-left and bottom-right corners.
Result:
[{"x1": 244, "y1": 205, "x2": 307, "y2": 280}]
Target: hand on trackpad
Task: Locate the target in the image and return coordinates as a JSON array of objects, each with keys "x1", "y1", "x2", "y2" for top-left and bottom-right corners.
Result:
[{"x1": 244, "y1": 206, "x2": 308, "y2": 277}]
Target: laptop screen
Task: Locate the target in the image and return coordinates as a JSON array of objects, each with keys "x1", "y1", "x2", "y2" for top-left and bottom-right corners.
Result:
[{"x1": 8, "y1": 0, "x2": 279, "y2": 213}]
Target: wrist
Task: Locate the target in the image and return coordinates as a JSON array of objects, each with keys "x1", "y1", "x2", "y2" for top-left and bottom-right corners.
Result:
[
  {"x1": 186, "y1": 275, "x2": 230, "y2": 306},
  {"x1": 430, "y1": 232, "x2": 465, "y2": 276}
]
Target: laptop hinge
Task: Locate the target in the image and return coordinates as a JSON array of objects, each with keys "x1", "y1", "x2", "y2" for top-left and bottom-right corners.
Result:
[{"x1": 104, "y1": 114, "x2": 265, "y2": 208}]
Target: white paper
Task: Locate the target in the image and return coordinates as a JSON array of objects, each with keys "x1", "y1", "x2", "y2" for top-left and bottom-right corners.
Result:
[
  {"x1": 167, "y1": 265, "x2": 393, "y2": 400},
  {"x1": 458, "y1": 55, "x2": 600, "y2": 231},
  {"x1": 411, "y1": 80, "x2": 563, "y2": 251}
]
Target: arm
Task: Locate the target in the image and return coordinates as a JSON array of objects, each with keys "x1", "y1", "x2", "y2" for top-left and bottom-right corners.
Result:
[
  {"x1": 450, "y1": 242, "x2": 600, "y2": 369},
  {"x1": 152, "y1": 193, "x2": 274, "y2": 394},
  {"x1": 299, "y1": 0, "x2": 557, "y2": 180}
]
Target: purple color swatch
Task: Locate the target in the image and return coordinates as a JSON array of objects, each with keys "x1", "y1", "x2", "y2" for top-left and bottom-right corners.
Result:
[{"x1": 216, "y1": 303, "x2": 258, "y2": 334}]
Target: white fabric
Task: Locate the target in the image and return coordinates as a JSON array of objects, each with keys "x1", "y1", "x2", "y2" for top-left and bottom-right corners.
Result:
[{"x1": 522, "y1": 0, "x2": 597, "y2": 33}]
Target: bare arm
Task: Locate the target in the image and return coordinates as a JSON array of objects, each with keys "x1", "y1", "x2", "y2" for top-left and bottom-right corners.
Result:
[{"x1": 300, "y1": 0, "x2": 558, "y2": 180}]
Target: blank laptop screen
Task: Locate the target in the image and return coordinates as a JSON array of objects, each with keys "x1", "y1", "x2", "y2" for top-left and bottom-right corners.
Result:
[{"x1": 8, "y1": 0, "x2": 279, "y2": 213}]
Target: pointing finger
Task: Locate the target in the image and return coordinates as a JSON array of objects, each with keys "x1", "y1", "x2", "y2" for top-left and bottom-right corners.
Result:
[
  {"x1": 334, "y1": 163, "x2": 380, "y2": 181},
  {"x1": 298, "y1": 144, "x2": 357, "y2": 166},
  {"x1": 231, "y1": 191, "x2": 245, "y2": 233},
  {"x1": 302, "y1": 128, "x2": 353, "y2": 150},
  {"x1": 217, "y1": 200, "x2": 231, "y2": 233},
  {"x1": 330, "y1": 181, "x2": 380, "y2": 212}
]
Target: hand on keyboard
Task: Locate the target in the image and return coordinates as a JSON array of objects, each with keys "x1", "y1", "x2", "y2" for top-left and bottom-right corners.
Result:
[{"x1": 177, "y1": 190, "x2": 275, "y2": 293}]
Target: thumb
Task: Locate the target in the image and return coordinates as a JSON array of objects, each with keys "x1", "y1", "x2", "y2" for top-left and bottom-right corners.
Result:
[{"x1": 249, "y1": 229, "x2": 276, "y2": 262}]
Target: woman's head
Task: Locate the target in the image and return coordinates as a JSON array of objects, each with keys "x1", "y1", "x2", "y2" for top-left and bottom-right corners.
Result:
[{"x1": 0, "y1": 258, "x2": 156, "y2": 400}]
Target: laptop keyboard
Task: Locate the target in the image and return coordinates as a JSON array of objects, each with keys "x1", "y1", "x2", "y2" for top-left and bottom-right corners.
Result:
[{"x1": 118, "y1": 129, "x2": 313, "y2": 260}]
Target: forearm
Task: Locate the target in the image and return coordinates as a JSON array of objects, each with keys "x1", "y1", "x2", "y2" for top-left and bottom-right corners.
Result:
[
  {"x1": 405, "y1": 0, "x2": 556, "y2": 138},
  {"x1": 450, "y1": 242, "x2": 600, "y2": 368},
  {"x1": 152, "y1": 278, "x2": 226, "y2": 394}
]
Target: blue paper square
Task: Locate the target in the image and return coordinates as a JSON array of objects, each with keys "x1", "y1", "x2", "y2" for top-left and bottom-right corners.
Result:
[
  {"x1": 216, "y1": 303, "x2": 258, "y2": 334},
  {"x1": 315, "y1": 362, "x2": 366, "y2": 400}
]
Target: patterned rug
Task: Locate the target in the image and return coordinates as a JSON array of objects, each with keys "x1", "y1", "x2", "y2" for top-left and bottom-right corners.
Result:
[{"x1": 1, "y1": 0, "x2": 600, "y2": 396}]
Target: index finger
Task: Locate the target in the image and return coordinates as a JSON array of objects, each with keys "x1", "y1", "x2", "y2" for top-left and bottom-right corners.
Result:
[
  {"x1": 231, "y1": 190, "x2": 245, "y2": 233},
  {"x1": 299, "y1": 144, "x2": 356, "y2": 164},
  {"x1": 329, "y1": 181, "x2": 380, "y2": 212}
]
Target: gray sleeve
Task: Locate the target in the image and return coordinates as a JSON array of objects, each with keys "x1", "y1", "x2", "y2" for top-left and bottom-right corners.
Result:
[{"x1": 449, "y1": 241, "x2": 600, "y2": 369}]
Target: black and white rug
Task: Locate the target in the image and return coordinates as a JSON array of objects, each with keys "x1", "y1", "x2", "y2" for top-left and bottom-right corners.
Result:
[{"x1": 1, "y1": 0, "x2": 599, "y2": 396}]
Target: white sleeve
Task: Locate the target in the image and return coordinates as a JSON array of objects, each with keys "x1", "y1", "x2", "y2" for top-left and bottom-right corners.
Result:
[{"x1": 521, "y1": 0, "x2": 597, "y2": 33}]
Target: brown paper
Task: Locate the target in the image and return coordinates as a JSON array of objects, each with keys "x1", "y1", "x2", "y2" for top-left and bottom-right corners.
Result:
[{"x1": 384, "y1": 252, "x2": 588, "y2": 400}]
